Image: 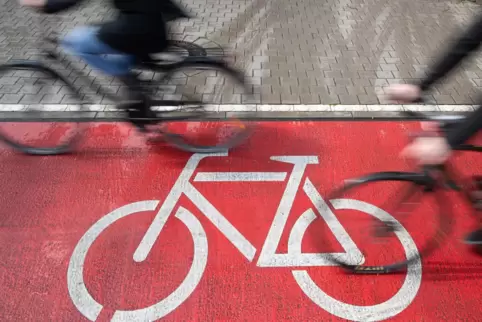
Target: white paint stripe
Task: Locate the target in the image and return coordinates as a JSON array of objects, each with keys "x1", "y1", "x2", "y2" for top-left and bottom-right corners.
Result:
[
  {"x1": 132, "y1": 153, "x2": 225, "y2": 262},
  {"x1": 194, "y1": 172, "x2": 287, "y2": 182},
  {"x1": 111, "y1": 206, "x2": 208, "y2": 321},
  {"x1": 0, "y1": 104, "x2": 475, "y2": 112},
  {"x1": 68, "y1": 200, "x2": 161, "y2": 321},
  {"x1": 293, "y1": 198, "x2": 422, "y2": 322},
  {"x1": 183, "y1": 182, "x2": 257, "y2": 261},
  {"x1": 303, "y1": 179, "x2": 363, "y2": 265},
  {"x1": 286, "y1": 208, "x2": 348, "y2": 266},
  {"x1": 257, "y1": 156, "x2": 319, "y2": 267}
]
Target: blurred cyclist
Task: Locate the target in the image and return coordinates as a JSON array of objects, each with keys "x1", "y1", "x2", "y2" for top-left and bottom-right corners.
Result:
[
  {"x1": 18, "y1": 0, "x2": 190, "y2": 127},
  {"x1": 387, "y1": 11, "x2": 482, "y2": 244}
]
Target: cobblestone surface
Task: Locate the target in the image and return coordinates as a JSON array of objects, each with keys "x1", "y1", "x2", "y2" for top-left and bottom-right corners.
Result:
[{"x1": 0, "y1": 0, "x2": 481, "y2": 105}]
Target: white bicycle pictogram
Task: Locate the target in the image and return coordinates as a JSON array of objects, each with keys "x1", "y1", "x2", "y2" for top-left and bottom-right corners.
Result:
[{"x1": 68, "y1": 153, "x2": 422, "y2": 322}]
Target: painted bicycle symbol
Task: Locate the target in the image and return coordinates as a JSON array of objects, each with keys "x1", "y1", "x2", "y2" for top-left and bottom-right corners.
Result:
[{"x1": 68, "y1": 153, "x2": 422, "y2": 321}]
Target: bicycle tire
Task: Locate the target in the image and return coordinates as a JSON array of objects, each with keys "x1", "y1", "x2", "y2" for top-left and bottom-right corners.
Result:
[
  {"x1": 0, "y1": 61, "x2": 86, "y2": 155},
  {"x1": 148, "y1": 58, "x2": 254, "y2": 153},
  {"x1": 321, "y1": 171, "x2": 453, "y2": 274}
]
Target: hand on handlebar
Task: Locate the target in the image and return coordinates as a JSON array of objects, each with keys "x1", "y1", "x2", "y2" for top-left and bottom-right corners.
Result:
[
  {"x1": 401, "y1": 136, "x2": 452, "y2": 165},
  {"x1": 403, "y1": 118, "x2": 452, "y2": 166},
  {"x1": 386, "y1": 84, "x2": 453, "y2": 165}
]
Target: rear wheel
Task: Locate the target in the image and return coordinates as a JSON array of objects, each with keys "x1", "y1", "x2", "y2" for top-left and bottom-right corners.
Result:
[
  {"x1": 320, "y1": 171, "x2": 452, "y2": 274},
  {"x1": 0, "y1": 61, "x2": 86, "y2": 155},
  {"x1": 145, "y1": 60, "x2": 255, "y2": 153}
]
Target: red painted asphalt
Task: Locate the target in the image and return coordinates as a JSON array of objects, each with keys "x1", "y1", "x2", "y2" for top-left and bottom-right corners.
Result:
[{"x1": 0, "y1": 121, "x2": 481, "y2": 321}]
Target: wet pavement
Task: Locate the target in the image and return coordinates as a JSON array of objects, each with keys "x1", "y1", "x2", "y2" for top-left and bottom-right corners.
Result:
[{"x1": 1, "y1": 0, "x2": 482, "y2": 105}]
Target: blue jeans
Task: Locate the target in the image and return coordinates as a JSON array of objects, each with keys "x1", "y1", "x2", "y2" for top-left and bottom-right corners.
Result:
[{"x1": 62, "y1": 26, "x2": 135, "y2": 76}]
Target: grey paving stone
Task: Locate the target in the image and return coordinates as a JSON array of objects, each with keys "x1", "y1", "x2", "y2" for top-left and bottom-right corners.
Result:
[
  {"x1": 19, "y1": 84, "x2": 41, "y2": 95},
  {"x1": 0, "y1": 84, "x2": 22, "y2": 94},
  {"x1": 0, "y1": 77, "x2": 19, "y2": 85},
  {"x1": 319, "y1": 94, "x2": 340, "y2": 105},
  {"x1": 261, "y1": 92, "x2": 281, "y2": 104},
  {"x1": 358, "y1": 94, "x2": 380, "y2": 105},
  {"x1": 61, "y1": 95, "x2": 83, "y2": 104},
  {"x1": 0, "y1": 0, "x2": 480, "y2": 105},
  {"x1": 433, "y1": 94, "x2": 456, "y2": 104},
  {"x1": 20, "y1": 94, "x2": 44, "y2": 104},
  {"x1": 41, "y1": 94, "x2": 64, "y2": 104},
  {"x1": 281, "y1": 93, "x2": 301, "y2": 104},
  {"x1": 338, "y1": 95, "x2": 361, "y2": 104},
  {"x1": 0, "y1": 94, "x2": 22, "y2": 104},
  {"x1": 300, "y1": 94, "x2": 321, "y2": 104}
]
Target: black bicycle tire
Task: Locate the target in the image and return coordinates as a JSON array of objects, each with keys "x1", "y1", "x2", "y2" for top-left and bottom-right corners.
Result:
[
  {"x1": 152, "y1": 59, "x2": 254, "y2": 153},
  {"x1": 321, "y1": 171, "x2": 453, "y2": 274},
  {"x1": 0, "y1": 61, "x2": 86, "y2": 155}
]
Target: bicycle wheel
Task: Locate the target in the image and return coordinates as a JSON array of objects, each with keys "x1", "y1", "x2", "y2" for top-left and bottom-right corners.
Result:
[
  {"x1": 318, "y1": 171, "x2": 453, "y2": 274},
  {"x1": 0, "y1": 61, "x2": 86, "y2": 155},
  {"x1": 146, "y1": 58, "x2": 255, "y2": 153}
]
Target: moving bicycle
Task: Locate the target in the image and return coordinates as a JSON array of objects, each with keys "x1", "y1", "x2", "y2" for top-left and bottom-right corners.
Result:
[
  {"x1": 0, "y1": 0, "x2": 253, "y2": 154},
  {"x1": 323, "y1": 10, "x2": 482, "y2": 273}
]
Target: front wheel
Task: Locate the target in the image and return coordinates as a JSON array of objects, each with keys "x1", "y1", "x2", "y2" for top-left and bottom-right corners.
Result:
[
  {"x1": 145, "y1": 59, "x2": 256, "y2": 153},
  {"x1": 319, "y1": 171, "x2": 452, "y2": 274},
  {"x1": 0, "y1": 61, "x2": 86, "y2": 155}
]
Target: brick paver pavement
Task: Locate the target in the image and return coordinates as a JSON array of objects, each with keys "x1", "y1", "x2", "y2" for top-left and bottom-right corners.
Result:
[{"x1": 1, "y1": 0, "x2": 482, "y2": 105}]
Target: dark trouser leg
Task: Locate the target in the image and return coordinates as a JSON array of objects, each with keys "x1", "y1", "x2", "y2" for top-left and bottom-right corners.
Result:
[
  {"x1": 62, "y1": 25, "x2": 155, "y2": 128},
  {"x1": 465, "y1": 177, "x2": 482, "y2": 245},
  {"x1": 118, "y1": 74, "x2": 156, "y2": 130}
]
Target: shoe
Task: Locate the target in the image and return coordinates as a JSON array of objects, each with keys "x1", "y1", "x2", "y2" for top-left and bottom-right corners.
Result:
[{"x1": 464, "y1": 228, "x2": 482, "y2": 245}]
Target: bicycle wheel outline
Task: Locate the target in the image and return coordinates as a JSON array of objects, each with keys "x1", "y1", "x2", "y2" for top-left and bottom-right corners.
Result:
[
  {"x1": 0, "y1": 61, "x2": 85, "y2": 155},
  {"x1": 67, "y1": 200, "x2": 208, "y2": 321},
  {"x1": 290, "y1": 198, "x2": 421, "y2": 322}
]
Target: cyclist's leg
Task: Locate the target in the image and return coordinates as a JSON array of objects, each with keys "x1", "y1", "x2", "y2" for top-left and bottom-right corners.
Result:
[
  {"x1": 61, "y1": 26, "x2": 136, "y2": 76},
  {"x1": 61, "y1": 26, "x2": 155, "y2": 129}
]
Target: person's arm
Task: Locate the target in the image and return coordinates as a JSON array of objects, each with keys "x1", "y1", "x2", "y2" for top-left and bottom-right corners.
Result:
[
  {"x1": 42, "y1": 0, "x2": 81, "y2": 13},
  {"x1": 417, "y1": 11, "x2": 482, "y2": 91},
  {"x1": 18, "y1": 0, "x2": 82, "y2": 13},
  {"x1": 418, "y1": 13, "x2": 482, "y2": 149}
]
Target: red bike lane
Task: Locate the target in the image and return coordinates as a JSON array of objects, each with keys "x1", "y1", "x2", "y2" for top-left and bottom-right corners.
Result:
[{"x1": 0, "y1": 121, "x2": 481, "y2": 321}]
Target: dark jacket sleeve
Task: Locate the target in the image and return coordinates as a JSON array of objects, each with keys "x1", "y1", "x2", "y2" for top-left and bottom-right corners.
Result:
[
  {"x1": 414, "y1": 11, "x2": 482, "y2": 148},
  {"x1": 43, "y1": 0, "x2": 82, "y2": 14},
  {"x1": 417, "y1": 11, "x2": 482, "y2": 91},
  {"x1": 446, "y1": 106, "x2": 482, "y2": 148}
]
